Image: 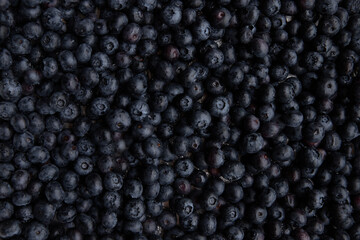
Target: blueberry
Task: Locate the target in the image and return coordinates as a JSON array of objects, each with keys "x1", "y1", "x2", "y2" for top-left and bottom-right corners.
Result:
[
  {"x1": 84, "y1": 173, "x2": 103, "y2": 197},
  {"x1": 12, "y1": 191, "x2": 32, "y2": 207},
  {"x1": 0, "y1": 180, "x2": 13, "y2": 199},
  {"x1": 125, "y1": 198, "x2": 146, "y2": 220},
  {"x1": 56, "y1": 205, "x2": 76, "y2": 224},
  {"x1": 76, "y1": 43, "x2": 92, "y2": 63},
  {"x1": 199, "y1": 213, "x2": 217, "y2": 236},
  {"x1": 38, "y1": 164, "x2": 59, "y2": 183},
  {"x1": 0, "y1": 78, "x2": 22, "y2": 102},
  {"x1": 33, "y1": 201, "x2": 56, "y2": 224},
  {"x1": 42, "y1": 7, "x2": 63, "y2": 30},
  {"x1": 75, "y1": 214, "x2": 95, "y2": 235},
  {"x1": 103, "y1": 191, "x2": 122, "y2": 210},
  {"x1": 130, "y1": 100, "x2": 150, "y2": 122},
  {"x1": 0, "y1": 163, "x2": 14, "y2": 180},
  {"x1": 91, "y1": 52, "x2": 111, "y2": 72},
  {"x1": 271, "y1": 144, "x2": 294, "y2": 165},
  {"x1": 242, "y1": 133, "x2": 264, "y2": 154},
  {"x1": 58, "y1": 50, "x2": 77, "y2": 72},
  {"x1": 0, "y1": 48, "x2": 12, "y2": 70},
  {"x1": 146, "y1": 199, "x2": 163, "y2": 217},
  {"x1": 124, "y1": 179, "x2": 143, "y2": 199},
  {"x1": 251, "y1": 38, "x2": 269, "y2": 58},
  {"x1": 10, "y1": 169, "x2": 30, "y2": 191},
  {"x1": 101, "y1": 211, "x2": 118, "y2": 229},
  {"x1": 221, "y1": 161, "x2": 245, "y2": 182},
  {"x1": 74, "y1": 18, "x2": 94, "y2": 37},
  {"x1": 100, "y1": 35, "x2": 119, "y2": 55},
  {"x1": 137, "y1": 0, "x2": 157, "y2": 11},
  {"x1": 0, "y1": 122, "x2": 12, "y2": 141},
  {"x1": 224, "y1": 226, "x2": 244, "y2": 240},
  {"x1": 44, "y1": 181, "x2": 65, "y2": 203},
  {"x1": 303, "y1": 122, "x2": 326, "y2": 144},
  {"x1": 89, "y1": 97, "x2": 110, "y2": 118},
  {"x1": 0, "y1": 219, "x2": 21, "y2": 239},
  {"x1": 157, "y1": 211, "x2": 176, "y2": 231},
  {"x1": 162, "y1": 3, "x2": 182, "y2": 26},
  {"x1": 223, "y1": 182, "x2": 243, "y2": 204},
  {"x1": 192, "y1": 18, "x2": 211, "y2": 42},
  {"x1": 0, "y1": 201, "x2": 13, "y2": 221},
  {"x1": 7, "y1": 34, "x2": 31, "y2": 55}
]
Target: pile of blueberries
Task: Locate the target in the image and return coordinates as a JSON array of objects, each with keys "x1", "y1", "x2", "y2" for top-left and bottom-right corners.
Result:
[{"x1": 2, "y1": 0, "x2": 360, "y2": 239}]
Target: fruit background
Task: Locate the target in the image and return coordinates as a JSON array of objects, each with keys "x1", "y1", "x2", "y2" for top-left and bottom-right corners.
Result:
[{"x1": 1, "y1": 0, "x2": 360, "y2": 239}]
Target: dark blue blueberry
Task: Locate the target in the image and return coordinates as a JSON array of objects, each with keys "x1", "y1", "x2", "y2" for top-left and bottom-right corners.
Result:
[
  {"x1": 58, "y1": 50, "x2": 77, "y2": 72},
  {"x1": 57, "y1": 205, "x2": 76, "y2": 224},
  {"x1": 192, "y1": 18, "x2": 211, "y2": 42},
  {"x1": 33, "y1": 200, "x2": 56, "y2": 224},
  {"x1": 124, "y1": 179, "x2": 143, "y2": 199},
  {"x1": 100, "y1": 35, "x2": 119, "y2": 55},
  {"x1": 74, "y1": 18, "x2": 94, "y2": 37},
  {"x1": 7, "y1": 34, "x2": 31, "y2": 55},
  {"x1": 12, "y1": 191, "x2": 32, "y2": 207},
  {"x1": 38, "y1": 164, "x2": 59, "y2": 183},
  {"x1": 44, "y1": 181, "x2": 65, "y2": 203},
  {"x1": 75, "y1": 214, "x2": 95, "y2": 235},
  {"x1": 91, "y1": 52, "x2": 111, "y2": 72},
  {"x1": 0, "y1": 122, "x2": 12, "y2": 141},
  {"x1": 124, "y1": 198, "x2": 145, "y2": 220},
  {"x1": 0, "y1": 48, "x2": 12, "y2": 70},
  {"x1": 41, "y1": 31, "x2": 61, "y2": 52},
  {"x1": 162, "y1": 3, "x2": 182, "y2": 26},
  {"x1": 60, "y1": 103, "x2": 79, "y2": 122},
  {"x1": 0, "y1": 78, "x2": 22, "y2": 102},
  {"x1": 74, "y1": 156, "x2": 93, "y2": 176},
  {"x1": 242, "y1": 133, "x2": 265, "y2": 154},
  {"x1": 199, "y1": 213, "x2": 217, "y2": 236},
  {"x1": 76, "y1": 43, "x2": 92, "y2": 63},
  {"x1": 203, "y1": 48, "x2": 224, "y2": 69},
  {"x1": 42, "y1": 7, "x2": 63, "y2": 31},
  {"x1": 0, "y1": 219, "x2": 21, "y2": 239},
  {"x1": 108, "y1": 0, "x2": 128, "y2": 10},
  {"x1": 0, "y1": 201, "x2": 13, "y2": 221}
]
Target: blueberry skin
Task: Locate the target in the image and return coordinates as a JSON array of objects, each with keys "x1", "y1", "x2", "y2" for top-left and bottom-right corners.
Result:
[
  {"x1": 57, "y1": 205, "x2": 76, "y2": 224},
  {"x1": 0, "y1": 181, "x2": 13, "y2": 199},
  {"x1": 204, "y1": 48, "x2": 224, "y2": 69},
  {"x1": 75, "y1": 214, "x2": 95, "y2": 235},
  {"x1": 0, "y1": 48, "x2": 12, "y2": 70},
  {"x1": 91, "y1": 52, "x2": 111, "y2": 72},
  {"x1": 27, "y1": 146, "x2": 50, "y2": 164},
  {"x1": 0, "y1": 78, "x2": 22, "y2": 102},
  {"x1": 89, "y1": 97, "x2": 110, "y2": 118},
  {"x1": 38, "y1": 164, "x2": 59, "y2": 182},
  {"x1": 58, "y1": 50, "x2": 77, "y2": 72},
  {"x1": 76, "y1": 43, "x2": 92, "y2": 63},
  {"x1": 74, "y1": 18, "x2": 94, "y2": 37},
  {"x1": 33, "y1": 201, "x2": 56, "y2": 224},
  {"x1": 106, "y1": 109, "x2": 131, "y2": 132},
  {"x1": 0, "y1": 201, "x2": 14, "y2": 221},
  {"x1": 41, "y1": 31, "x2": 61, "y2": 52},
  {"x1": 130, "y1": 100, "x2": 150, "y2": 122},
  {"x1": 199, "y1": 213, "x2": 217, "y2": 236},
  {"x1": 162, "y1": 3, "x2": 182, "y2": 26},
  {"x1": 0, "y1": 219, "x2": 22, "y2": 239},
  {"x1": 124, "y1": 198, "x2": 146, "y2": 220},
  {"x1": 191, "y1": 110, "x2": 212, "y2": 130},
  {"x1": 242, "y1": 133, "x2": 265, "y2": 154},
  {"x1": 7, "y1": 34, "x2": 31, "y2": 55},
  {"x1": 192, "y1": 18, "x2": 211, "y2": 42},
  {"x1": 220, "y1": 160, "x2": 245, "y2": 182},
  {"x1": 0, "y1": 101, "x2": 16, "y2": 121}
]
